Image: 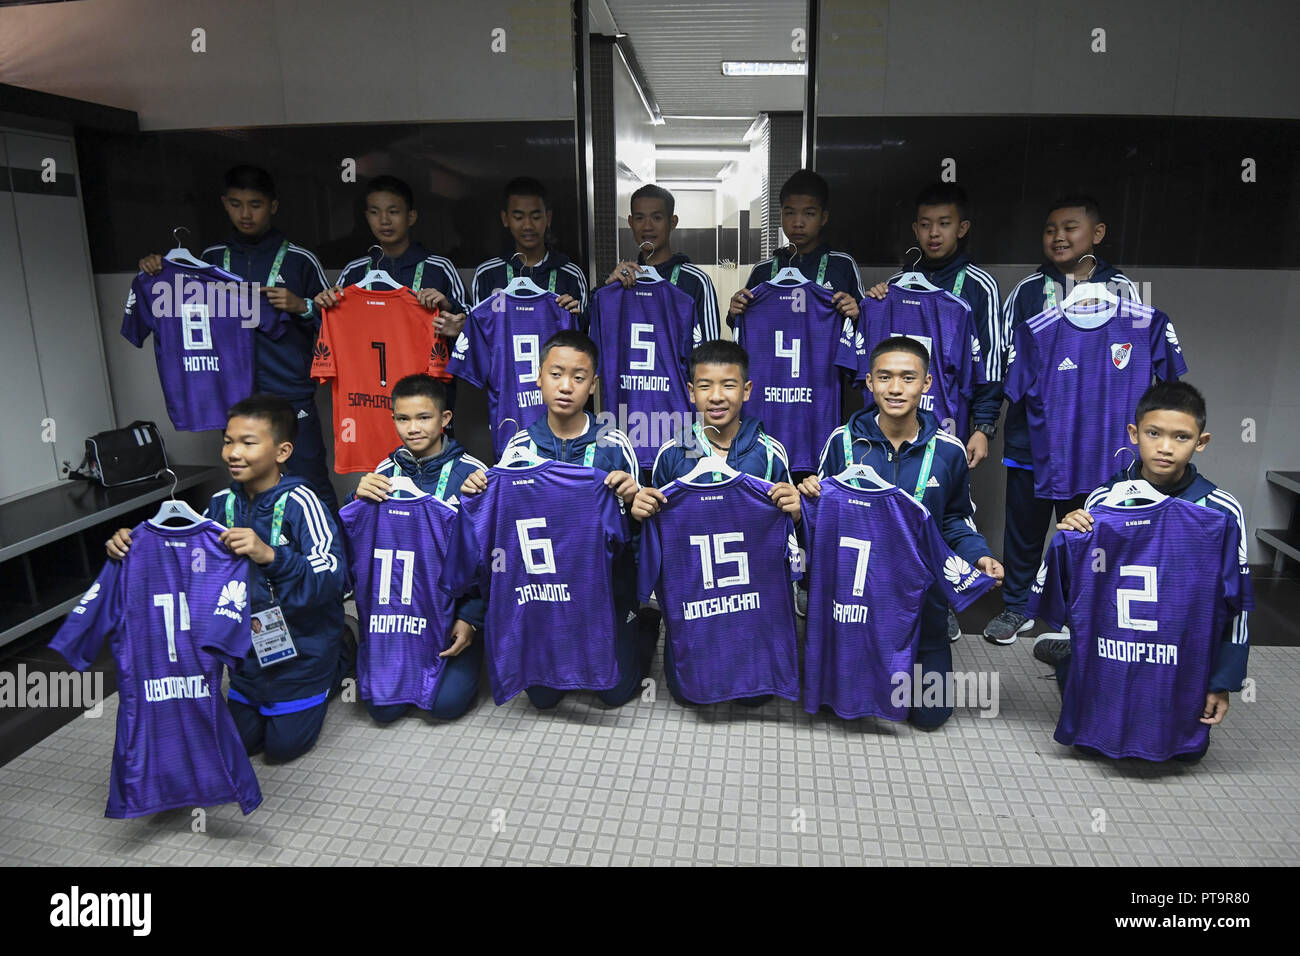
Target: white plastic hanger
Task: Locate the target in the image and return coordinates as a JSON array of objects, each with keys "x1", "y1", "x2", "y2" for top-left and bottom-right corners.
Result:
[
  {"x1": 163, "y1": 226, "x2": 208, "y2": 269},
  {"x1": 503, "y1": 274, "x2": 546, "y2": 295},
  {"x1": 149, "y1": 468, "x2": 205, "y2": 528},
  {"x1": 836, "y1": 462, "x2": 892, "y2": 489},
  {"x1": 386, "y1": 475, "x2": 424, "y2": 498},
  {"x1": 357, "y1": 244, "x2": 402, "y2": 290},
  {"x1": 1060, "y1": 254, "x2": 1118, "y2": 309},
  {"x1": 681, "y1": 454, "x2": 738, "y2": 483},
  {"x1": 770, "y1": 265, "x2": 809, "y2": 285},
  {"x1": 894, "y1": 247, "x2": 941, "y2": 292},
  {"x1": 497, "y1": 442, "x2": 545, "y2": 468},
  {"x1": 1100, "y1": 478, "x2": 1166, "y2": 507}
]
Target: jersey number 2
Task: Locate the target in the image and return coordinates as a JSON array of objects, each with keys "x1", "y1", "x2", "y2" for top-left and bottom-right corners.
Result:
[{"x1": 1116, "y1": 564, "x2": 1158, "y2": 632}]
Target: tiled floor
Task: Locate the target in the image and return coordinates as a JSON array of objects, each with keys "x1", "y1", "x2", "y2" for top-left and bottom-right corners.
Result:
[{"x1": 2, "y1": 617, "x2": 1297, "y2": 866}]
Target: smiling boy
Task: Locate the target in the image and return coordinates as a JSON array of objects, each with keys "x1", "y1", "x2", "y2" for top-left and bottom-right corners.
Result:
[
  {"x1": 106, "y1": 395, "x2": 349, "y2": 761},
  {"x1": 800, "y1": 337, "x2": 1004, "y2": 729}
]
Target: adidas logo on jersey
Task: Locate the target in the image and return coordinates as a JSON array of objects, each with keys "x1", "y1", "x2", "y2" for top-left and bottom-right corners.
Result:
[
  {"x1": 297, "y1": 409, "x2": 308, "y2": 419},
  {"x1": 277, "y1": 534, "x2": 289, "y2": 545},
  {"x1": 217, "y1": 580, "x2": 247, "y2": 611},
  {"x1": 926, "y1": 476, "x2": 941, "y2": 488},
  {"x1": 822, "y1": 281, "x2": 833, "y2": 290},
  {"x1": 1057, "y1": 357, "x2": 1078, "y2": 371},
  {"x1": 943, "y1": 555, "x2": 976, "y2": 588}
]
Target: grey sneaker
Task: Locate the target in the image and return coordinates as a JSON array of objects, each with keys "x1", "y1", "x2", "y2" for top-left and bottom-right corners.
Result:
[
  {"x1": 1032, "y1": 632, "x2": 1071, "y2": 667},
  {"x1": 947, "y1": 609, "x2": 961, "y2": 642},
  {"x1": 794, "y1": 584, "x2": 808, "y2": 619},
  {"x1": 982, "y1": 609, "x2": 1033, "y2": 646}
]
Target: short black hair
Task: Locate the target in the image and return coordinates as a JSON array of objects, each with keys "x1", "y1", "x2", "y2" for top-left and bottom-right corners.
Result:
[
  {"x1": 227, "y1": 394, "x2": 297, "y2": 444},
  {"x1": 1135, "y1": 380, "x2": 1206, "y2": 433},
  {"x1": 631, "y1": 183, "x2": 675, "y2": 217},
  {"x1": 868, "y1": 335, "x2": 930, "y2": 376},
  {"x1": 780, "y1": 169, "x2": 829, "y2": 209},
  {"x1": 223, "y1": 165, "x2": 276, "y2": 199},
  {"x1": 365, "y1": 175, "x2": 415, "y2": 210},
  {"x1": 1047, "y1": 193, "x2": 1103, "y2": 225},
  {"x1": 504, "y1": 176, "x2": 548, "y2": 210},
  {"x1": 391, "y1": 373, "x2": 449, "y2": 411},
  {"x1": 914, "y1": 182, "x2": 968, "y2": 221},
  {"x1": 689, "y1": 340, "x2": 749, "y2": 380},
  {"x1": 540, "y1": 329, "x2": 599, "y2": 369}
]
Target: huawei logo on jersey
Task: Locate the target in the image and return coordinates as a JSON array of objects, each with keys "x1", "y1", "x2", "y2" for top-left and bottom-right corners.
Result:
[
  {"x1": 313, "y1": 341, "x2": 331, "y2": 361},
  {"x1": 453, "y1": 332, "x2": 469, "y2": 357},
  {"x1": 431, "y1": 338, "x2": 450, "y2": 364},
  {"x1": 943, "y1": 555, "x2": 974, "y2": 587},
  {"x1": 217, "y1": 580, "x2": 248, "y2": 611},
  {"x1": 1032, "y1": 561, "x2": 1048, "y2": 594}
]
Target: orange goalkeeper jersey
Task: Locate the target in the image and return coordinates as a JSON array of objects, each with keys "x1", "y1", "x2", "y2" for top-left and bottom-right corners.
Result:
[{"x1": 311, "y1": 285, "x2": 449, "y2": 474}]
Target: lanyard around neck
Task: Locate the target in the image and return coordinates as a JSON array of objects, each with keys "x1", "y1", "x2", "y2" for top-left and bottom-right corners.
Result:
[
  {"x1": 225, "y1": 491, "x2": 289, "y2": 544},
  {"x1": 224, "y1": 240, "x2": 289, "y2": 288}
]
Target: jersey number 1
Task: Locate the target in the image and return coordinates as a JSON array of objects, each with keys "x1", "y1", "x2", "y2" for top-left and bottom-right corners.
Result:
[{"x1": 371, "y1": 341, "x2": 388, "y2": 387}]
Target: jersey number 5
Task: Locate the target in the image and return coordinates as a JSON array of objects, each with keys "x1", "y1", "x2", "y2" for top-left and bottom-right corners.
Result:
[{"x1": 629, "y1": 323, "x2": 656, "y2": 370}]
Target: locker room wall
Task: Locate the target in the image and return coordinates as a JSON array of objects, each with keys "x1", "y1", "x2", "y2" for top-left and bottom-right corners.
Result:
[
  {"x1": 0, "y1": 127, "x2": 115, "y2": 502},
  {"x1": 813, "y1": 0, "x2": 1300, "y2": 563},
  {"x1": 0, "y1": 0, "x2": 575, "y2": 129},
  {"x1": 815, "y1": 0, "x2": 1300, "y2": 120}
]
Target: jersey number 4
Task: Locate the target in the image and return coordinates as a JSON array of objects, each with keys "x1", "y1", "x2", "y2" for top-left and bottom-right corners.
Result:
[{"x1": 775, "y1": 331, "x2": 801, "y2": 379}]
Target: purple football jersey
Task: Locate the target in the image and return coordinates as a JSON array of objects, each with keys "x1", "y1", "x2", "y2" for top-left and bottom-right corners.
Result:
[
  {"x1": 121, "y1": 259, "x2": 287, "y2": 431},
  {"x1": 49, "y1": 520, "x2": 261, "y2": 818},
  {"x1": 441, "y1": 460, "x2": 630, "y2": 704},
  {"x1": 638, "y1": 472, "x2": 801, "y2": 703},
  {"x1": 836, "y1": 286, "x2": 985, "y2": 440},
  {"x1": 447, "y1": 290, "x2": 577, "y2": 456},
  {"x1": 802, "y1": 480, "x2": 996, "y2": 720},
  {"x1": 588, "y1": 280, "x2": 698, "y2": 468},
  {"x1": 339, "y1": 493, "x2": 459, "y2": 710},
  {"x1": 1029, "y1": 496, "x2": 1253, "y2": 760},
  {"x1": 735, "y1": 280, "x2": 842, "y2": 473},
  {"x1": 1003, "y1": 299, "x2": 1187, "y2": 498}
]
